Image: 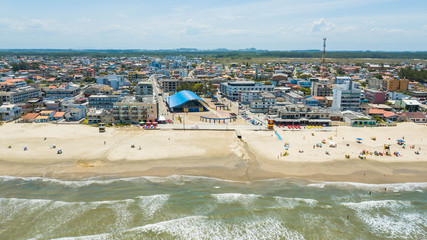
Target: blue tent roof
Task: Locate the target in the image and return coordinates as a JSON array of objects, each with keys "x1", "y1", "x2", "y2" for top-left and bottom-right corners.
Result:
[{"x1": 166, "y1": 90, "x2": 203, "y2": 108}]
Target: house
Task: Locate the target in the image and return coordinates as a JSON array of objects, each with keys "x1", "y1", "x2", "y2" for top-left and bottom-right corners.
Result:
[
  {"x1": 367, "y1": 109, "x2": 398, "y2": 122},
  {"x1": 21, "y1": 112, "x2": 40, "y2": 123},
  {"x1": 399, "y1": 112, "x2": 427, "y2": 123},
  {"x1": 34, "y1": 110, "x2": 55, "y2": 122},
  {"x1": 64, "y1": 107, "x2": 85, "y2": 121},
  {"x1": 53, "y1": 111, "x2": 65, "y2": 121}
]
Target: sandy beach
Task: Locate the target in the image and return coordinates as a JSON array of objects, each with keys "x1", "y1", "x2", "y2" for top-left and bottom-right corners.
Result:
[{"x1": 0, "y1": 122, "x2": 426, "y2": 183}]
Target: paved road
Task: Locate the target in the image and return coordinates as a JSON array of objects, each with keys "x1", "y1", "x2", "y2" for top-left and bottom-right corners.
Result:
[{"x1": 149, "y1": 75, "x2": 170, "y2": 119}]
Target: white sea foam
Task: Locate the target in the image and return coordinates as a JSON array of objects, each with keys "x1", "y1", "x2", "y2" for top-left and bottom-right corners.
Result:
[
  {"x1": 0, "y1": 194, "x2": 170, "y2": 232},
  {"x1": 307, "y1": 181, "x2": 427, "y2": 192},
  {"x1": 135, "y1": 194, "x2": 170, "y2": 217},
  {"x1": 342, "y1": 199, "x2": 411, "y2": 210},
  {"x1": 273, "y1": 197, "x2": 319, "y2": 209},
  {"x1": 0, "y1": 174, "x2": 243, "y2": 188},
  {"x1": 342, "y1": 200, "x2": 426, "y2": 238},
  {"x1": 211, "y1": 193, "x2": 262, "y2": 206},
  {"x1": 52, "y1": 215, "x2": 306, "y2": 240}
]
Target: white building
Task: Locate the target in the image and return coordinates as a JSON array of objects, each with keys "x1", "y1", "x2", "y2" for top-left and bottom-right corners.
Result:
[
  {"x1": 0, "y1": 86, "x2": 41, "y2": 104},
  {"x1": 250, "y1": 92, "x2": 276, "y2": 113},
  {"x1": 239, "y1": 91, "x2": 261, "y2": 104},
  {"x1": 219, "y1": 81, "x2": 274, "y2": 101},
  {"x1": 332, "y1": 80, "x2": 361, "y2": 111},
  {"x1": 0, "y1": 103, "x2": 22, "y2": 121}
]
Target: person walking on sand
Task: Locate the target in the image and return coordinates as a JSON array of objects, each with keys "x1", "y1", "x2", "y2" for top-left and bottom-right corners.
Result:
[{"x1": 104, "y1": 141, "x2": 106, "y2": 145}]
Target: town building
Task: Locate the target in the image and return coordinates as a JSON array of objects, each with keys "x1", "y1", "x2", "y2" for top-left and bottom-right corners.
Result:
[
  {"x1": 249, "y1": 92, "x2": 276, "y2": 113},
  {"x1": 166, "y1": 90, "x2": 207, "y2": 112},
  {"x1": 409, "y1": 91, "x2": 427, "y2": 102},
  {"x1": 395, "y1": 99, "x2": 421, "y2": 112},
  {"x1": 88, "y1": 95, "x2": 120, "y2": 110},
  {"x1": 0, "y1": 103, "x2": 22, "y2": 121},
  {"x1": 367, "y1": 78, "x2": 383, "y2": 88},
  {"x1": 284, "y1": 92, "x2": 305, "y2": 104},
  {"x1": 0, "y1": 86, "x2": 41, "y2": 104},
  {"x1": 83, "y1": 84, "x2": 113, "y2": 97},
  {"x1": 44, "y1": 85, "x2": 80, "y2": 99},
  {"x1": 239, "y1": 91, "x2": 261, "y2": 104},
  {"x1": 271, "y1": 104, "x2": 331, "y2": 126},
  {"x1": 342, "y1": 110, "x2": 376, "y2": 127},
  {"x1": 219, "y1": 81, "x2": 274, "y2": 101},
  {"x1": 96, "y1": 74, "x2": 129, "y2": 90},
  {"x1": 367, "y1": 109, "x2": 398, "y2": 122},
  {"x1": 87, "y1": 108, "x2": 107, "y2": 124},
  {"x1": 382, "y1": 78, "x2": 409, "y2": 92},
  {"x1": 113, "y1": 97, "x2": 158, "y2": 123},
  {"x1": 311, "y1": 81, "x2": 332, "y2": 97},
  {"x1": 332, "y1": 80, "x2": 361, "y2": 111},
  {"x1": 398, "y1": 112, "x2": 427, "y2": 123},
  {"x1": 364, "y1": 89, "x2": 386, "y2": 104},
  {"x1": 136, "y1": 81, "x2": 153, "y2": 96}
]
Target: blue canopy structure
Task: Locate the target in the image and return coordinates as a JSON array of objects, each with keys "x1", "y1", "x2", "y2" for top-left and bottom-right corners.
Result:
[{"x1": 166, "y1": 90, "x2": 206, "y2": 111}]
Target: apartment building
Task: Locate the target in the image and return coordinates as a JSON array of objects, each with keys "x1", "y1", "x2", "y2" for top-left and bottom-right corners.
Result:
[
  {"x1": 0, "y1": 86, "x2": 41, "y2": 104},
  {"x1": 249, "y1": 92, "x2": 276, "y2": 113},
  {"x1": 332, "y1": 80, "x2": 361, "y2": 111},
  {"x1": 311, "y1": 81, "x2": 332, "y2": 97},
  {"x1": 364, "y1": 89, "x2": 386, "y2": 104},
  {"x1": 136, "y1": 81, "x2": 153, "y2": 96},
  {"x1": 239, "y1": 90, "x2": 261, "y2": 104},
  {"x1": 382, "y1": 78, "x2": 409, "y2": 92},
  {"x1": 45, "y1": 86, "x2": 80, "y2": 99},
  {"x1": 219, "y1": 81, "x2": 274, "y2": 101},
  {"x1": 88, "y1": 95, "x2": 120, "y2": 110},
  {"x1": 113, "y1": 97, "x2": 158, "y2": 123}
]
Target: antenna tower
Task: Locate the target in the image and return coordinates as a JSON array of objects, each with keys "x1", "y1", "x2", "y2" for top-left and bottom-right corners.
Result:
[{"x1": 322, "y1": 38, "x2": 327, "y2": 78}]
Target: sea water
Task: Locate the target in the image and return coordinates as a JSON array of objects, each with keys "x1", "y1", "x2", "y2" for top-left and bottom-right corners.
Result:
[{"x1": 0, "y1": 175, "x2": 426, "y2": 240}]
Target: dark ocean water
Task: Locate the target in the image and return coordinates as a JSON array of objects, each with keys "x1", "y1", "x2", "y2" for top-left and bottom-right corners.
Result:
[{"x1": 0, "y1": 175, "x2": 426, "y2": 240}]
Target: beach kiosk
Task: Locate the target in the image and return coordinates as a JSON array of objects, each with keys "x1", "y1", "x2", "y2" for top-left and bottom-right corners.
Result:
[
  {"x1": 99, "y1": 123, "x2": 106, "y2": 133},
  {"x1": 267, "y1": 119, "x2": 274, "y2": 130}
]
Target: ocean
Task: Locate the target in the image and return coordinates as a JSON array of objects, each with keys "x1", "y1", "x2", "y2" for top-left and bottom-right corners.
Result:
[{"x1": 0, "y1": 175, "x2": 426, "y2": 240}]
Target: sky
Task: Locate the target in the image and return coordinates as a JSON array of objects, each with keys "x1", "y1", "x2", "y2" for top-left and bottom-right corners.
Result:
[{"x1": 0, "y1": 0, "x2": 426, "y2": 51}]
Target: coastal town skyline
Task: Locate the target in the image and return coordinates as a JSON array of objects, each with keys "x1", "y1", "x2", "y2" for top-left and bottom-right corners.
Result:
[{"x1": 1, "y1": 0, "x2": 426, "y2": 51}]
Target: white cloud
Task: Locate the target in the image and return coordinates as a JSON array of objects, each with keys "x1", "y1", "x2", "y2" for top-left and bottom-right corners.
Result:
[{"x1": 311, "y1": 18, "x2": 336, "y2": 32}]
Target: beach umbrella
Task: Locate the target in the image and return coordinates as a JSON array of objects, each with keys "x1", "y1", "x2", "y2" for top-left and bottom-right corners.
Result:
[
  {"x1": 397, "y1": 139, "x2": 405, "y2": 142},
  {"x1": 356, "y1": 138, "x2": 362, "y2": 141}
]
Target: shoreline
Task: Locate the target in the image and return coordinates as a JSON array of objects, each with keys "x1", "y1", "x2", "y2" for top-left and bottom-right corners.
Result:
[
  {"x1": 0, "y1": 122, "x2": 426, "y2": 184},
  {"x1": 0, "y1": 157, "x2": 425, "y2": 184}
]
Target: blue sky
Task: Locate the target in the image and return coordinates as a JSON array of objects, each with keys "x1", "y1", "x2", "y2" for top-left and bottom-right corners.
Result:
[{"x1": 0, "y1": 0, "x2": 426, "y2": 50}]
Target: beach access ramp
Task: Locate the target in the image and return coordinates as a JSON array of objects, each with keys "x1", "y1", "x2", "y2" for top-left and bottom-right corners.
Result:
[{"x1": 275, "y1": 130, "x2": 283, "y2": 140}]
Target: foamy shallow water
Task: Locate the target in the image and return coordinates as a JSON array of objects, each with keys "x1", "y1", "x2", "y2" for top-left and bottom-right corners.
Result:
[{"x1": 1, "y1": 175, "x2": 426, "y2": 240}]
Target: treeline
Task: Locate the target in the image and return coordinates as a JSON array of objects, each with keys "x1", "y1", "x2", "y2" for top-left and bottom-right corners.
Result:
[
  {"x1": 176, "y1": 82, "x2": 217, "y2": 95},
  {"x1": 0, "y1": 50, "x2": 426, "y2": 59},
  {"x1": 398, "y1": 68, "x2": 427, "y2": 83},
  {"x1": 9, "y1": 61, "x2": 40, "y2": 72}
]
